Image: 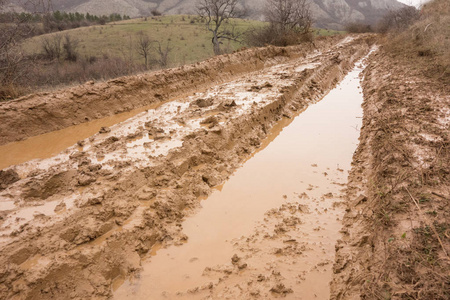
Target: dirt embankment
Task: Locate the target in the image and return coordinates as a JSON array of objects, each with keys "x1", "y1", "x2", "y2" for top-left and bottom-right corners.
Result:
[
  {"x1": 0, "y1": 35, "x2": 374, "y2": 299},
  {"x1": 331, "y1": 46, "x2": 449, "y2": 299},
  {"x1": 0, "y1": 36, "x2": 347, "y2": 146}
]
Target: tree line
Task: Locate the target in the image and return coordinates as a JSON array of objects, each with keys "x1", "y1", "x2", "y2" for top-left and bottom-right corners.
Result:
[
  {"x1": 0, "y1": 11, "x2": 131, "y2": 33},
  {"x1": 197, "y1": 0, "x2": 313, "y2": 55}
]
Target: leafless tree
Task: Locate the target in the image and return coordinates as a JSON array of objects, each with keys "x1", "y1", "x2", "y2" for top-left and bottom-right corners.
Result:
[
  {"x1": 153, "y1": 40, "x2": 173, "y2": 68},
  {"x1": 0, "y1": 0, "x2": 52, "y2": 99},
  {"x1": 377, "y1": 6, "x2": 420, "y2": 33},
  {"x1": 63, "y1": 34, "x2": 78, "y2": 61},
  {"x1": 136, "y1": 32, "x2": 152, "y2": 68},
  {"x1": 246, "y1": 0, "x2": 312, "y2": 47},
  {"x1": 265, "y1": 0, "x2": 312, "y2": 35},
  {"x1": 41, "y1": 33, "x2": 62, "y2": 60},
  {"x1": 196, "y1": 0, "x2": 245, "y2": 55}
]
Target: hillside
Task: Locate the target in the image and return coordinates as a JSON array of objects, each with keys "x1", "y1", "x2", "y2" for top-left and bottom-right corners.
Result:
[
  {"x1": 8, "y1": 0, "x2": 407, "y2": 29},
  {"x1": 22, "y1": 15, "x2": 265, "y2": 67}
]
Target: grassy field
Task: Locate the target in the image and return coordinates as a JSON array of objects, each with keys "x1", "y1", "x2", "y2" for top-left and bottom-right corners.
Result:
[
  {"x1": 1, "y1": 15, "x2": 344, "y2": 100},
  {"x1": 22, "y1": 15, "x2": 344, "y2": 68}
]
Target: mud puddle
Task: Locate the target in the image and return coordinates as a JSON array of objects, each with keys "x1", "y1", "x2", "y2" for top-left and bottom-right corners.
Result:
[
  {"x1": 113, "y1": 58, "x2": 368, "y2": 299},
  {"x1": 0, "y1": 101, "x2": 167, "y2": 170}
]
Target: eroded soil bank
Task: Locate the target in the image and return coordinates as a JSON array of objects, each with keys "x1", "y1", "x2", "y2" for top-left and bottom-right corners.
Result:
[
  {"x1": 330, "y1": 45, "x2": 449, "y2": 299},
  {"x1": 0, "y1": 35, "x2": 374, "y2": 299}
]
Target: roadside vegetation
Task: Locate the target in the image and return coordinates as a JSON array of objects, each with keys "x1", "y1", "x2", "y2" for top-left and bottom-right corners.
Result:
[
  {"x1": 381, "y1": 0, "x2": 449, "y2": 81},
  {"x1": 337, "y1": 0, "x2": 449, "y2": 298},
  {"x1": 344, "y1": 0, "x2": 448, "y2": 82}
]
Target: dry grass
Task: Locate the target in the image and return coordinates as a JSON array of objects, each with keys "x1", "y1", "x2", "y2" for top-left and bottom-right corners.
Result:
[
  {"x1": 383, "y1": 0, "x2": 450, "y2": 82},
  {"x1": 361, "y1": 72, "x2": 450, "y2": 300},
  {"x1": 349, "y1": 4, "x2": 450, "y2": 297}
]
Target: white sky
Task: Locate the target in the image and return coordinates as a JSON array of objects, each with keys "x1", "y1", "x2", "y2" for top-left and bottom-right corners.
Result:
[{"x1": 396, "y1": 0, "x2": 431, "y2": 8}]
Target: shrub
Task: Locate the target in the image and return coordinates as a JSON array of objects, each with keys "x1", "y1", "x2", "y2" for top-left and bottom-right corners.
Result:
[
  {"x1": 151, "y1": 10, "x2": 162, "y2": 16},
  {"x1": 377, "y1": 6, "x2": 420, "y2": 33},
  {"x1": 382, "y1": 0, "x2": 449, "y2": 80},
  {"x1": 345, "y1": 22, "x2": 373, "y2": 33},
  {"x1": 245, "y1": 0, "x2": 313, "y2": 47},
  {"x1": 245, "y1": 25, "x2": 313, "y2": 47}
]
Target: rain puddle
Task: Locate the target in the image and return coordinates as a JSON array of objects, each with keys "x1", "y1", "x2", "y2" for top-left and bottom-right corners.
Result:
[
  {"x1": 113, "y1": 57, "x2": 370, "y2": 298},
  {"x1": 0, "y1": 101, "x2": 166, "y2": 170}
]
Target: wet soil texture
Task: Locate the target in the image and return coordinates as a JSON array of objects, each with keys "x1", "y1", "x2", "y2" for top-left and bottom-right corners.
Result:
[
  {"x1": 113, "y1": 54, "x2": 370, "y2": 299},
  {"x1": 0, "y1": 35, "x2": 375, "y2": 299}
]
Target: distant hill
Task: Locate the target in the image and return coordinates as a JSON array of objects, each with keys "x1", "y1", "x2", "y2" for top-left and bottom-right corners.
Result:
[{"x1": 6, "y1": 0, "x2": 407, "y2": 29}]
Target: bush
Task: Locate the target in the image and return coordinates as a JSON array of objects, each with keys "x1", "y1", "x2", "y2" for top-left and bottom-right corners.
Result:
[
  {"x1": 382, "y1": 0, "x2": 449, "y2": 80},
  {"x1": 345, "y1": 22, "x2": 373, "y2": 33},
  {"x1": 377, "y1": 6, "x2": 420, "y2": 33},
  {"x1": 245, "y1": 0, "x2": 313, "y2": 47},
  {"x1": 245, "y1": 25, "x2": 313, "y2": 47},
  {"x1": 151, "y1": 10, "x2": 162, "y2": 16}
]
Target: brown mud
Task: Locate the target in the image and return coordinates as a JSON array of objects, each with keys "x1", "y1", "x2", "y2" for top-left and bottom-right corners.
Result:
[
  {"x1": 0, "y1": 36, "x2": 348, "y2": 146},
  {"x1": 330, "y1": 45, "x2": 449, "y2": 299},
  {"x1": 0, "y1": 35, "x2": 375, "y2": 299},
  {"x1": 113, "y1": 57, "x2": 369, "y2": 299}
]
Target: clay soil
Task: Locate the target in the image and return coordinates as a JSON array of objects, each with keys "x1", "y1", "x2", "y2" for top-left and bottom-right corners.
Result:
[
  {"x1": 330, "y1": 45, "x2": 449, "y2": 299},
  {"x1": 0, "y1": 35, "x2": 375, "y2": 299}
]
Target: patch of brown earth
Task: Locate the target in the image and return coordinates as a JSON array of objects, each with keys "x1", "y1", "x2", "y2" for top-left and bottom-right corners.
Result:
[{"x1": 330, "y1": 45, "x2": 449, "y2": 299}]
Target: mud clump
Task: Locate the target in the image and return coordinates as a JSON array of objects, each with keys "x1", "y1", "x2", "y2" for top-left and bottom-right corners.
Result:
[
  {"x1": 191, "y1": 98, "x2": 214, "y2": 108},
  {"x1": 99, "y1": 126, "x2": 111, "y2": 134},
  {"x1": 0, "y1": 169, "x2": 20, "y2": 190},
  {"x1": 22, "y1": 170, "x2": 77, "y2": 199},
  {"x1": 270, "y1": 283, "x2": 293, "y2": 295}
]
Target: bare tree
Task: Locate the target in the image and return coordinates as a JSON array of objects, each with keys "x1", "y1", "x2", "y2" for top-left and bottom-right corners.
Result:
[
  {"x1": 41, "y1": 33, "x2": 63, "y2": 60},
  {"x1": 153, "y1": 40, "x2": 173, "y2": 68},
  {"x1": 0, "y1": 0, "x2": 52, "y2": 99},
  {"x1": 377, "y1": 6, "x2": 420, "y2": 33},
  {"x1": 63, "y1": 34, "x2": 78, "y2": 61},
  {"x1": 136, "y1": 32, "x2": 152, "y2": 68},
  {"x1": 246, "y1": 0, "x2": 312, "y2": 47},
  {"x1": 196, "y1": 0, "x2": 245, "y2": 55},
  {"x1": 265, "y1": 0, "x2": 312, "y2": 35}
]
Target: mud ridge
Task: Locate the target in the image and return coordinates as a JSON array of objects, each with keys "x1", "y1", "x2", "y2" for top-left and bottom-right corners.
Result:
[
  {"x1": 330, "y1": 45, "x2": 449, "y2": 299},
  {"x1": 0, "y1": 35, "x2": 374, "y2": 299},
  {"x1": 0, "y1": 36, "x2": 351, "y2": 146}
]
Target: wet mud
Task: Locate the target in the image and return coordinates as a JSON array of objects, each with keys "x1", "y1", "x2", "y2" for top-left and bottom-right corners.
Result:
[
  {"x1": 330, "y1": 46, "x2": 449, "y2": 299},
  {"x1": 113, "y1": 57, "x2": 368, "y2": 299},
  {"x1": 0, "y1": 36, "x2": 349, "y2": 146},
  {"x1": 0, "y1": 35, "x2": 375, "y2": 299}
]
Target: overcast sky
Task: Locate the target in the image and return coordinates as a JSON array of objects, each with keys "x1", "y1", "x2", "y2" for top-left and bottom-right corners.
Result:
[{"x1": 396, "y1": 0, "x2": 431, "y2": 7}]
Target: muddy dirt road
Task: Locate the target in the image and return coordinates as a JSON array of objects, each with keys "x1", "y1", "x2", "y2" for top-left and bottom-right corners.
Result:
[
  {"x1": 0, "y1": 35, "x2": 375, "y2": 299},
  {"x1": 113, "y1": 52, "x2": 371, "y2": 300}
]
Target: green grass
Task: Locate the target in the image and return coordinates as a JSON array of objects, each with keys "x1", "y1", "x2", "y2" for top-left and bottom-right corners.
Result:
[
  {"x1": 22, "y1": 15, "x2": 344, "y2": 68},
  {"x1": 23, "y1": 15, "x2": 265, "y2": 68}
]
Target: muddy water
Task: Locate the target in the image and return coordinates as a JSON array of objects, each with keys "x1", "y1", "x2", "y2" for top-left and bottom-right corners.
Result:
[
  {"x1": 114, "y1": 61, "x2": 367, "y2": 298},
  {"x1": 0, "y1": 101, "x2": 166, "y2": 170}
]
